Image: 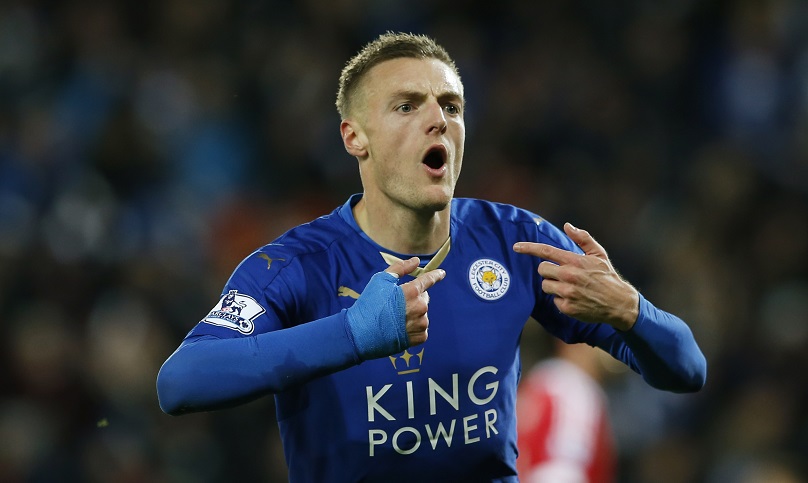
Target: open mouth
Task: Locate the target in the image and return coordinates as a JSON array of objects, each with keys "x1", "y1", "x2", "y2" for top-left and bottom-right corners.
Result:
[{"x1": 422, "y1": 147, "x2": 447, "y2": 170}]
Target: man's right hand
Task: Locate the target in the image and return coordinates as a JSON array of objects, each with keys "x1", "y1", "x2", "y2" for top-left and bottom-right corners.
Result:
[
  {"x1": 346, "y1": 257, "x2": 446, "y2": 360},
  {"x1": 385, "y1": 257, "x2": 446, "y2": 346}
]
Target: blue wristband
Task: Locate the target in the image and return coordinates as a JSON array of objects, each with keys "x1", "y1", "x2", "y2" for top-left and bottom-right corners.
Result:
[{"x1": 346, "y1": 271, "x2": 408, "y2": 360}]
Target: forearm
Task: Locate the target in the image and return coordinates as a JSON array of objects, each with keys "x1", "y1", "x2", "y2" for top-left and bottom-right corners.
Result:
[
  {"x1": 597, "y1": 294, "x2": 707, "y2": 393},
  {"x1": 157, "y1": 311, "x2": 359, "y2": 415}
]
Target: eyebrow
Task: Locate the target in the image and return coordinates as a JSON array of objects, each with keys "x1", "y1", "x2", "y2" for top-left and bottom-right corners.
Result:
[{"x1": 388, "y1": 89, "x2": 465, "y2": 107}]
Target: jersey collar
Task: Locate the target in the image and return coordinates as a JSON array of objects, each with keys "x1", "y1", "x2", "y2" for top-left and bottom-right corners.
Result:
[{"x1": 338, "y1": 194, "x2": 452, "y2": 275}]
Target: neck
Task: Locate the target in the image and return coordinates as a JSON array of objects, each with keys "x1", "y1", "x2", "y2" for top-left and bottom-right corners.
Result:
[{"x1": 353, "y1": 195, "x2": 451, "y2": 254}]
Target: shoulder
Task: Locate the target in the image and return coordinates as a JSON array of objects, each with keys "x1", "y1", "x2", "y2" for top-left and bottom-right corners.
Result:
[
  {"x1": 274, "y1": 210, "x2": 355, "y2": 254},
  {"x1": 453, "y1": 197, "x2": 541, "y2": 225},
  {"x1": 227, "y1": 208, "x2": 355, "y2": 289},
  {"x1": 452, "y1": 198, "x2": 575, "y2": 249}
]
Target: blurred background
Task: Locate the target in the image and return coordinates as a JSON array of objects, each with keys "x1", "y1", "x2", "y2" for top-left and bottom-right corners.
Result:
[{"x1": 1, "y1": 0, "x2": 807, "y2": 481}]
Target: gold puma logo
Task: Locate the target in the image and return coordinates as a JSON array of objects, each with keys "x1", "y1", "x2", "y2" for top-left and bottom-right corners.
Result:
[
  {"x1": 337, "y1": 286, "x2": 360, "y2": 299},
  {"x1": 258, "y1": 253, "x2": 285, "y2": 269}
]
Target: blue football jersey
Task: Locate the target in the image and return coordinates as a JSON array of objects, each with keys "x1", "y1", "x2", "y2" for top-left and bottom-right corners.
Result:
[{"x1": 185, "y1": 194, "x2": 624, "y2": 482}]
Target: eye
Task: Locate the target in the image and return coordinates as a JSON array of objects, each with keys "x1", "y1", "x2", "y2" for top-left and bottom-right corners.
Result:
[
  {"x1": 397, "y1": 104, "x2": 414, "y2": 113},
  {"x1": 444, "y1": 103, "x2": 460, "y2": 115}
]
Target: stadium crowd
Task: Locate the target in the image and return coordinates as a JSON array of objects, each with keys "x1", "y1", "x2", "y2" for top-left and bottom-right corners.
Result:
[{"x1": 1, "y1": 1, "x2": 807, "y2": 481}]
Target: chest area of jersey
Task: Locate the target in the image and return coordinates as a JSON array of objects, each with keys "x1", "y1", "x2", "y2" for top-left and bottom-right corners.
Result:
[
  {"x1": 298, "y1": 243, "x2": 530, "y2": 460},
  {"x1": 325, "y1": 242, "x2": 535, "y2": 375},
  {"x1": 331, "y1": 243, "x2": 534, "y2": 324}
]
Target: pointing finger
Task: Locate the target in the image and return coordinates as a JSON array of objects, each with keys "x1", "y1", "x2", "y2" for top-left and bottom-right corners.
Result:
[
  {"x1": 385, "y1": 257, "x2": 420, "y2": 278},
  {"x1": 403, "y1": 268, "x2": 446, "y2": 296},
  {"x1": 513, "y1": 242, "x2": 579, "y2": 266}
]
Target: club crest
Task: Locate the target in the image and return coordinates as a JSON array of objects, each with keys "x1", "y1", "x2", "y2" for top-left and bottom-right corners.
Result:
[{"x1": 468, "y1": 259, "x2": 510, "y2": 301}]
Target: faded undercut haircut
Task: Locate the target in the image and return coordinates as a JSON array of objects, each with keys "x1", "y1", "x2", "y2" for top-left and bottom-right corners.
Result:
[{"x1": 336, "y1": 32, "x2": 459, "y2": 119}]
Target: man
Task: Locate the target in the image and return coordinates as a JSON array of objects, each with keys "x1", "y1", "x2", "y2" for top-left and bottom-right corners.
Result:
[
  {"x1": 157, "y1": 32, "x2": 706, "y2": 482},
  {"x1": 516, "y1": 341, "x2": 616, "y2": 483}
]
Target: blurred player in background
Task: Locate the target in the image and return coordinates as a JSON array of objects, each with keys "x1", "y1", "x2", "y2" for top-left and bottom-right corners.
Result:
[
  {"x1": 517, "y1": 340, "x2": 616, "y2": 482},
  {"x1": 157, "y1": 32, "x2": 706, "y2": 482}
]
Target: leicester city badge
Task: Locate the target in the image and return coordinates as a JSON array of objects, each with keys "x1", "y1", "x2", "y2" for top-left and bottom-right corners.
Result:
[
  {"x1": 203, "y1": 289, "x2": 265, "y2": 334},
  {"x1": 468, "y1": 259, "x2": 510, "y2": 301}
]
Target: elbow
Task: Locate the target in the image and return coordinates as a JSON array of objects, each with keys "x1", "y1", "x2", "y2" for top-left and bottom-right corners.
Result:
[
  {"x1": 672, "y1": 369, "x2": 706, "y2": 394},
  {"x1": 652, "y1": 353, "x2": 708, "y2": 393},
  {"x1": 156, "y1": 360, "x2": 189, "y2": 416},
  {"x1": 679, "y1": 349, "x2": 708, "y2": 393},
  {"x1": 682, "y1": 354, "x2": 708, "y2": 393}
]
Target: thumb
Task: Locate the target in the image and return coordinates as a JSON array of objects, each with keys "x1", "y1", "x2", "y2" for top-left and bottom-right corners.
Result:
[
  {"x1": 385, "y1": 257, "x2": 420, "y2": 278},
  {"x1": 564, "y1": 223, "x2": 607, "y2": 259}
]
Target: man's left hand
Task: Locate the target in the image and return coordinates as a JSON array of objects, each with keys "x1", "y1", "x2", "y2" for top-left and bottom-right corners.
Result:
[{"x1": 514, "y1": 223, "x2": 639, "y2": 331}]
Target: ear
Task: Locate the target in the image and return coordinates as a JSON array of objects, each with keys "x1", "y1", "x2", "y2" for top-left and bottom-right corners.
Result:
[{"x1": 340, "y1": 119, "x2": 368, "y2": 158}]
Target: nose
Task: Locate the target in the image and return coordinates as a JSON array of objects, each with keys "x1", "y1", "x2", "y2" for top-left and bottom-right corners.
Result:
[{"x1": 426, "y1": 100, "x2": 448, "y2": 135}]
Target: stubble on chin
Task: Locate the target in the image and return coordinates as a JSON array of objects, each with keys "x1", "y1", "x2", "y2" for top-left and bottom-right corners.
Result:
[
  {"x1": 380, "y1": 165, "x2": 457, "y2": 214},
  {"x1": 414, "y1": 186, "x2": 455, "y2": 214}
]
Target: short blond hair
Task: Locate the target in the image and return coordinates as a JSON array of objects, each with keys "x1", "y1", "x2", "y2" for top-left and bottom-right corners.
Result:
[{"x1": 336, "y1": 32, "x2": 459, "y2": 119}]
